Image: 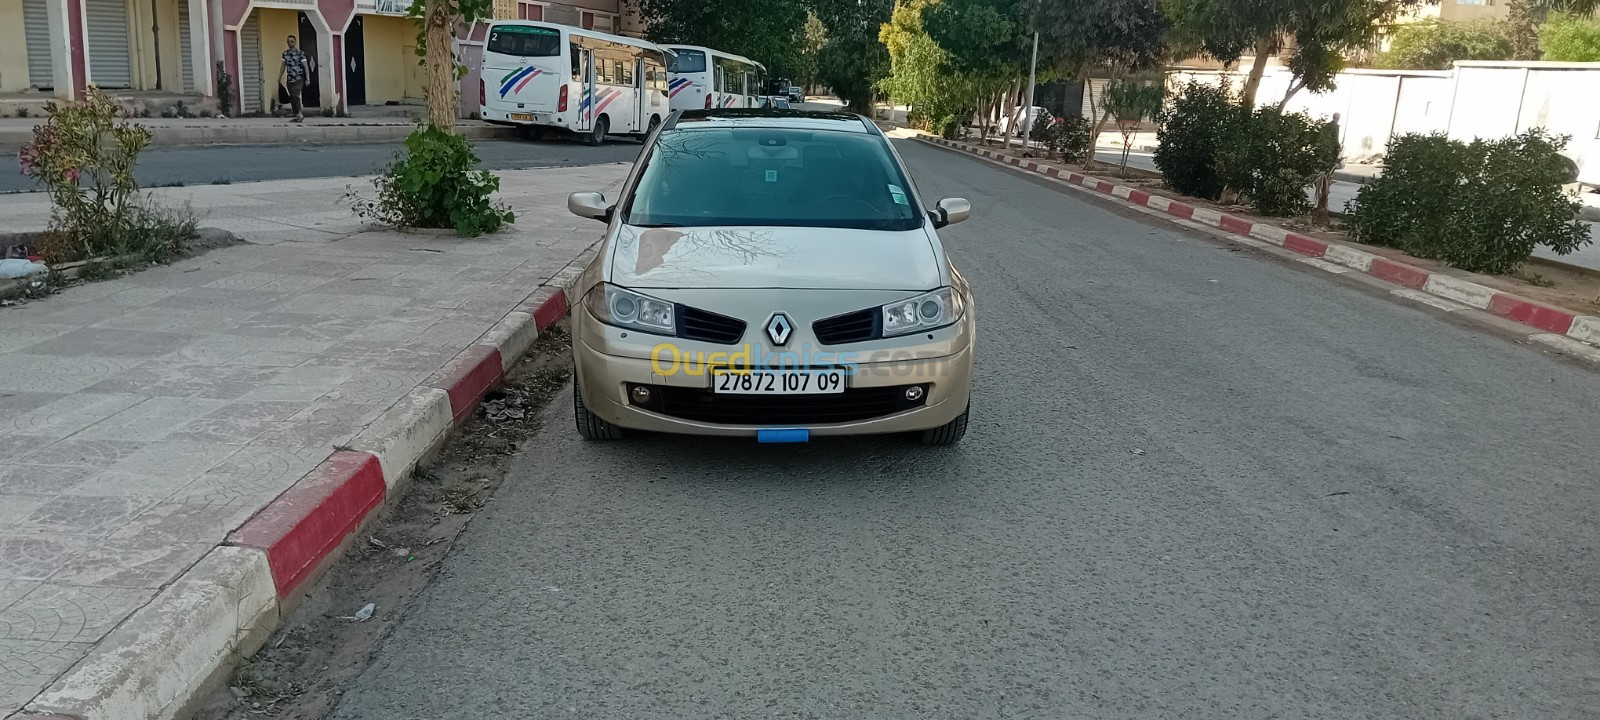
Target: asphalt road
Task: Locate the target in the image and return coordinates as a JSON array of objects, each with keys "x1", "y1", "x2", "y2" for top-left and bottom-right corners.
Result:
[
  {"x1": 326, "y1": 139, "x2": 1600, "y2": 719},
  {"x1": 0, "y1": 139, "x2": 642, "y2": 193}
]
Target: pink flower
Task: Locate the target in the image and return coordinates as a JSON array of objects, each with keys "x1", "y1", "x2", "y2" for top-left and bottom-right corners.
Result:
[{"x1": 65, "y1": 167, "x2": 80, "y2": 182}]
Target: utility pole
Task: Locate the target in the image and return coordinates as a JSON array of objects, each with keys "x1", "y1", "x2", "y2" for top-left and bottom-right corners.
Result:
[{"x1": 1021, "y1": 31, "x2": 1038, "y2": 150}]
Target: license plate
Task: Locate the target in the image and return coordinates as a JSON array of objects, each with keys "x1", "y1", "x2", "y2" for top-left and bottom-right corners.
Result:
[
  {"x1": 712, "y1": 368, "x2": 846, "y2": 395},
  {"x1": 510, "y1": 113, "x2": 533, "y2": 121}
]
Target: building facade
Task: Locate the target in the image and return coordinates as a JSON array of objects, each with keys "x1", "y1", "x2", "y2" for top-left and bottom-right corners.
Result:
[{"x1": 0, "y1": 0, "x2": 632, "y2": 116}]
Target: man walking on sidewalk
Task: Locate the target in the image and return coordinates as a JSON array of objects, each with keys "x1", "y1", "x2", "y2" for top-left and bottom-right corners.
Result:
[{"x1": 280, "y1": 35, "x2": 310, "y2": 123}]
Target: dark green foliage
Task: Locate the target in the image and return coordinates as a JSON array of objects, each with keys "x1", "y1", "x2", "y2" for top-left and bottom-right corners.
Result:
[
  {"x1": 1217, "y1": 106, "x2": 1339, "y2": 216},
  {"x1": 350, "y1": 125, "x2": 514, "y2": 236},
  {"x1": 1349, "y1": 130, "x2": 1590, "y2": 274},
  {"x1": 1154, "y1": 81, "x2": 1245, "y2": 200}
]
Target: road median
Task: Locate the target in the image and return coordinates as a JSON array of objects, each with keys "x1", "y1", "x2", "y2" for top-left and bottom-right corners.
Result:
[{"x1": 917, "y1": 134, "x2": 1600, "y2": 366}]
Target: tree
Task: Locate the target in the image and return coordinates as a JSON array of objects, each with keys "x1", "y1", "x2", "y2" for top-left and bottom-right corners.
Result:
[
  {"x1": 1037, "y1": 0, "x2": 1170, "y2": 161},
  {"x1": 1162, "y1": 0, "x2": 1425, "y2": 107},
  {"x1": 1507, "y1": 0, "x2": 1599, "y2": 59},
  {"x1": 811, "y1": 0, "x2": 895, "y2": 111},
  {"x1": 1539, "y1": 13, "x2": 1600, "y2": 61},
  {"x1": 637, "y1": 0, "x2": 809, "y2": 78},
  {"x1": 801, "y1": 12, "x2": 829, "y2": 92},
  {"x1": 406, "y1": 0, "x2": 493, "y2": 130},
  {"x1": 1375, "y1": 19, "x2": 1514, "y2": 69},
  {"x1": 923, "y1": 0, "x2": 1034, "y2": 146}
]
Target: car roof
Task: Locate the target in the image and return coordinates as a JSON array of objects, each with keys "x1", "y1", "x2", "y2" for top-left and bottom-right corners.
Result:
[{"x1": 670, "y1": 109, "x2": 875, "y2": 134}]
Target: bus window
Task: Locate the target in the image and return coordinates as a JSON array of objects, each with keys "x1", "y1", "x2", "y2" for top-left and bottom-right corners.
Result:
[
  {"x1": 570, "y1": 44, "x2": 581, "y2": 80},
  {"x1": 487, "y1": 25, "x2": 560, "y2": 57},
  {"x1": 623, "y1": 62, "x2": 635, "y2": 87},
  {"x1": 669, "y1": 49, "x2": 706, "y2": 74},
  {"x1": 615, "y1": 61, "x2": 626, "y2": 86}
]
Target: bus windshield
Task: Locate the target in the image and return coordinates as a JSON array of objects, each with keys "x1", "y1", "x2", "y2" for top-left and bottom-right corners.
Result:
[
  {"x1": 669, "y1": 49, "x2": 707, "y2": 74},
  {"x1": 487, "y1": 25, "x2": 561, "y2": 57}
]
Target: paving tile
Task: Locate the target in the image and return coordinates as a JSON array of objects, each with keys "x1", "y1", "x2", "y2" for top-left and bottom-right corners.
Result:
[
  {"x1": 2, "y1": 394, "x2": 149, "y2": 438},
  {"x1": 0, "y1": 465, "x2": 99, "y2": 495},
  {"x1": 164, "y1": 401, "x2": 306, "y2": 444},
  {"x1": 0, "y1": 535, "x2": 91, "y2": 581},
  {"x1": 21, "y1": 439, "x2": 148, "y2": 467},
  {"x1": 320, "y1": 371, "x2": 430, "y2": 405},
  {"x1": 170, "y1": 444, "x2": 327, "y2": 502},
  {"x1": 48, "y1": 537, "x2": 211, "y2": 589},
  {"x1": 0, "y1": 325, "x2": 78, "y2": 354},
  {"x1": 24, "y1": 328, "x2": 196, "y2": 359},
  {"x1": 153, "y1": 287, "x2": 291, "y2": 311},
  {"x1": 252, "y1": 400, "x2": 387, "y2": 448},
  {"x1": 9, "y1": 495, "x2": 156, "y2": 538},
  {"x1": 0, "y1": 585, "x2": 155, "y2": 643},
  {"x1": 0, "y1": 392, "x2": 64, "y2": 417},
  {"x1": 0, "y1": 583, "x2": 39, "y2": 614},
  {"x1": 94, "y1": 286, "x2": 187, "y2": 308},
  {"x1": 226, "y1": 313, "x2": 369, "y2": 341},
  {"x1": 0, "y1": 355, "x2": 147, "y2": 395},
  {"x1": 0, "y1": 638, "x2": 92, "y2": 710},
  {"x1": 70, "y1": 398, "x2": 231, "y2": 441},
  {"x1": 222, "y1": 351, "x2": 316, "y2": 367},
  {"x1": 0, "y1": 435, "x2": 57, "y2": 461},
  {"x1": 0, "y1": 496, "x2": 49, "y2": 526},
  {"x1": 111, "y1": 497, "x2": 270, "y2": 545}
]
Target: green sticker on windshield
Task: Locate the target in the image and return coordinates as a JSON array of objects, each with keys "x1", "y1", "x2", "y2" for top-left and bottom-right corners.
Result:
[{"x1": 888, "y1": 184, "x2": 908, "y2": 205}]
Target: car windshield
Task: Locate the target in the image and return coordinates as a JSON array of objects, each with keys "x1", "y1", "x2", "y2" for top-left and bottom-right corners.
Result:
[{"x1": 624, "y1": 126, "x2": 924, "y2": 232}]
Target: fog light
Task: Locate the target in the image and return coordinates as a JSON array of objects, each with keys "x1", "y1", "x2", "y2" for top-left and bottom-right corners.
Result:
[
  {"x1": 904, "y1": 386, "x2": 924, "y2": 402},
  {"x1": 631, "y1": 385, "x2": 652, "y2": 404}
]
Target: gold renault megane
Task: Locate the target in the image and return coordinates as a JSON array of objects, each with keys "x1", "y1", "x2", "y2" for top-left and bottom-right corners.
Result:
[{"x1": 565, "y1": 109, "x2": 976, "y2": 445}]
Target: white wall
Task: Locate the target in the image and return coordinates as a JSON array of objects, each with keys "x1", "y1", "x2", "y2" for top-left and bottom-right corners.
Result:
[{"x1": 1167, "y1": 62, "x2": 1600, "y2": 172}]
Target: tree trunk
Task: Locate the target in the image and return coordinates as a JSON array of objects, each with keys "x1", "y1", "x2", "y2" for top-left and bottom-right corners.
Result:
[
  {"x1": 1277, "y1": 79, "x2": 1306, "y2": 110},
  {"x1": 1240, "y1": 33, "x2": 1275, "y2": 108},
  {"x1": 425, "y1": 0, "x2": 458, "y2": 131},
  {"x1": 1000, "y1": 77, "x2": 1022, "y2": 150}
]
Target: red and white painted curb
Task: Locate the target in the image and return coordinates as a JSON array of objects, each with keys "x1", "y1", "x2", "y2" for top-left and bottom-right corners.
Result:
[
  {"x1": 21, "y1": 247, "x2": 598, "y2": 720},
  {"x1": 918, "y1": 136, "x2": 1600, "y2": 363}
]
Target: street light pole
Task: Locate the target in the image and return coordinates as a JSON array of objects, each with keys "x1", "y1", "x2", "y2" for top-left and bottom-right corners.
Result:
[{"x1": 1021, "y1": 31, "x2": 1039, "y2": 149}]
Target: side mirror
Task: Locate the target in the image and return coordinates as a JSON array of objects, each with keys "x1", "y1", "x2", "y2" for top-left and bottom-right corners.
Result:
[
  {"x1": 568, "y1": 192, "x2": 612, "y2": 223},
  {"x1": 932, "y1": 198, "x2": 971, "y2": 228}
]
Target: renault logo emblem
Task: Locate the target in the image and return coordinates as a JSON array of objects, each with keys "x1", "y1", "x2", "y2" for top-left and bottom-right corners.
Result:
[{"x1": 765, "y1": 313, "x2": 794, "y2": 346}]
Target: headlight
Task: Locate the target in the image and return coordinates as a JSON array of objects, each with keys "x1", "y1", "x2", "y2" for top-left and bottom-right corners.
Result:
[
  {"x1": 584, "y1": 282, "x2": 676, "y2": 336},
  {"x1": 881, "y1": 287, "x2": 963, "y2": 337}
]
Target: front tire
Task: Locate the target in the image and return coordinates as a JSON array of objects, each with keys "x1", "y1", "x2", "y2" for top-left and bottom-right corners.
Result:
[
  {"x1": 585, "y1": 116, "x2": 608, "y2": 146},
  {"x1": 919, "y1": 404, "x2": 969, "y2": 446},
  {"x1": 574, "y1": 381, "x2": 623, "y2": 440}
]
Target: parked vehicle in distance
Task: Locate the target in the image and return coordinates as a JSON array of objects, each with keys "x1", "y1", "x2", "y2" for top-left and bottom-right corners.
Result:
[
  {"x1": 565, "y1": 109, "x2": 977, "y2": 446},
  {"x1": 757, "y1": 96, "x2": 792, "y2": 110},
  {"x1": 996, "y1": 106, "x2": 1052, "y2": 136},
  {"x1": 663, "y1": 44, "x2": 765, "y2": 111},
  {"x1": 479, "y1": 21, "x2": 670, "y2": 145}
]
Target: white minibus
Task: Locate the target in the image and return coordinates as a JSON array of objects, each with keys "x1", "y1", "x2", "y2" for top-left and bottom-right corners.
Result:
[{"x1": 480, "y1": 21, "x2": 671, "y2": 144}]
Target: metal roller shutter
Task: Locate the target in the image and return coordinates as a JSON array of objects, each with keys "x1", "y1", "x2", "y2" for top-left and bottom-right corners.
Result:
[
  {"x1": 179, "y1": 0, "x2": 195, "y2": 92},
  {"x1": 86, "y1": 0, "x2": 134, "y2": 88},
  {"x1": 241, "y1": 15, "x2": 263, "y2": 113},
  {"x1": 23, "y1": 0, "x2": 53, "y2": 88}
]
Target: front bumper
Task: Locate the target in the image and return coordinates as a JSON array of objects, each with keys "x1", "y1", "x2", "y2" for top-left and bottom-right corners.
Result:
[{"x1": 573, "y1": 311, "x2": 974, "y2": 437}]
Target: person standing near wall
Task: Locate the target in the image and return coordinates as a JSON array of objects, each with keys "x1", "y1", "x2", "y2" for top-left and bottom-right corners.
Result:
[{"x1": 279, "y1": 35, "x2": 310, "y2": 123}]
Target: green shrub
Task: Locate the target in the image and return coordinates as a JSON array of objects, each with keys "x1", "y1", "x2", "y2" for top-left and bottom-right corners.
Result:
[
  {"x1": 1154, "y1": 81, "x2": 1247, "y2": 200},
  {"x1": 1043, "y1": 114, "x2": 1093, "y2": 164},
  {"x1": 1376, "y1": 19, "x2": 1514, "y2": 70},
  {"x1": 1539, "y1": 14, "x2": 1600, "y2": 62},
  {"x1": 1216, "y1": 107, "x2": 1339, "y2": 217},
  {"x1": 1349, "y1": 130, "x2": 1590, "y2": 275},
  {"x1": 349, "y1": 124, "x2": 514, "y2": 236},
  {"x1": 18, "y1": 86, "x2": 195, "y2": 264}
]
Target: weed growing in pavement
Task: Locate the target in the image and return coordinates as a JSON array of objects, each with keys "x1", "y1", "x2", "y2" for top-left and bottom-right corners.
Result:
[
  {"x1": 13, "y1": 107, "x2": 28, "y2": 118},
  {"x1": 19, "y1": 87, "x2": 197, "y2": 265},
  {"x1": 345, "y1": 124, "x2": 514, "y2": 236}
]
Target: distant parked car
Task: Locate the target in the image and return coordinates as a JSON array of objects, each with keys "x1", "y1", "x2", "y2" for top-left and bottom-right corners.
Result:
[
  {"x1": 756, "y1": 96, "x2": 792, "y2": 110},
  {"x1": 996, "y1": 106, "x2": 1052, "y2": 136}
]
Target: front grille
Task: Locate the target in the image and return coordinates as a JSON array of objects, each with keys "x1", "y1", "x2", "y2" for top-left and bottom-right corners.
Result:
[
  {"x1": 631, "y1": 383, "x2": 929, "y2": 425},
  {"x1": 813, "y1": 309, "x2": 879, "y2": 345},
  {"x1": 677, "y1": 305, "x2": 746, "y2": 344}
]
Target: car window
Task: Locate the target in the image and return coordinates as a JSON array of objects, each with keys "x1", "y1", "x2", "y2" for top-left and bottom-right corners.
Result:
[
  {"x1": 487, "y1": 26, "x2": 560, "y2": 57},
  {"x1": 625, "y1": 127, "x2": 924, "y2": 232}
]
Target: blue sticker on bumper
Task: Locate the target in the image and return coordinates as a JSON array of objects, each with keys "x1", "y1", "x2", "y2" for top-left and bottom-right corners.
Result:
[{"x1": 758, "y1": 429, "x2": 810, "y2": 443}]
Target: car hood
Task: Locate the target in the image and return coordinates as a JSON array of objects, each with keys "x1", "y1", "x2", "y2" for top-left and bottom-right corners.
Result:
[{"x1": 608, "y1": 224, "x2": 944, "y2": 291}]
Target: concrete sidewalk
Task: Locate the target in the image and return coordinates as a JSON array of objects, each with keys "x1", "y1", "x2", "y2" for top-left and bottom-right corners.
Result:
[
  {"x1": 0, "y1": 163, "x2": 628, "y2": 717},
  {"x1": 0, "y1": 116, "x2": 517, "y2": 151}
]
